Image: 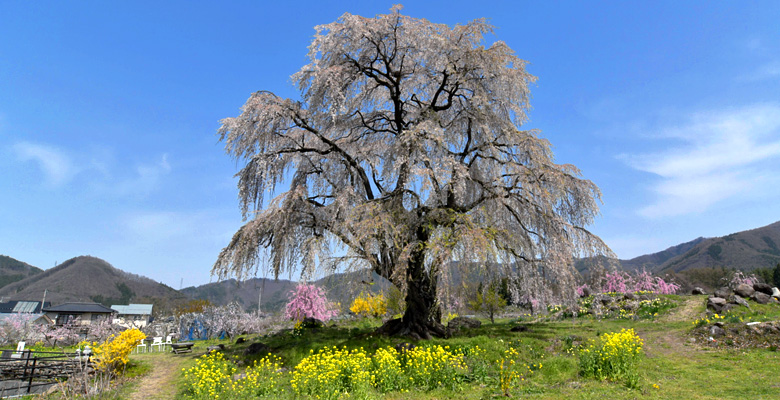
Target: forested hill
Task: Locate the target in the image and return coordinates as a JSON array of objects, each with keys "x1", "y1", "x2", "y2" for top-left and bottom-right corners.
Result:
[
  {"x1": 577, "y1": 220, "x2": 780, "y2": 274},
  {"x1": 0, "y1": 254, "x2": 43, "y2": 290},
  {"x1": 0, "y1": 255, "x2": 187, "y2": 307}
]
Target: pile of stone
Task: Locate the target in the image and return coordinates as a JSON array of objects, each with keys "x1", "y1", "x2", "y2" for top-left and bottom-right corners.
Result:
[
  {"x1": 587, "y1": 292, "x2": 655, "y2": 317},
  {"x1": 705, "y1": 283, "x2": 780, "y2": 313}
]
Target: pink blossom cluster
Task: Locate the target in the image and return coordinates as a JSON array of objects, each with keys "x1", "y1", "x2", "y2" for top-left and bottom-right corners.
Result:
[
  {"x1": 585, "y1": 269, "x2": 680, "y2": 295},
  {"x1": 285, "y1": 283, "x2": 338, "y2": 322},
  {"x1": 729, "y1": 271, "x2": 759, "y2": 288}
]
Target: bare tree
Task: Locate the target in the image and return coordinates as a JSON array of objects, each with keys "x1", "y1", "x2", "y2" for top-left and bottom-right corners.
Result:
[{"x1": 214, "y1": 6, "x2": 610, "y2": 339}]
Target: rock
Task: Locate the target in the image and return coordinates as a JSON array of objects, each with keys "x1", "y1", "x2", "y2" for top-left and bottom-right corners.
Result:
[
  {"x1": 595, "y1": 294, "x2": 614, "y2": 305},
  {"x1": 734, "y1": 283, "x2": 755, "y2": 298},
  {"x1": 692, "y1": 287, "x2": 707, "y2": 295},
  {"x1": 751, "y1": 291, "x2": 771, "y2": 305},
  {"x1": 714, "y1": 287, "x2": 731, "y2": 299},
  {"x1": 244, "y1": 342, "x2": 270, "y2": 356},
  {"x1": 302, "y1": 317, "x2": 325, "y2": 328},
  {"x1": 708, "y1": 325, "x2": 726, "y2": 338},
  {"x1": 235, "y1": 337, "x2": 246, "y2": 344},
  {"x1": 207, "y1": 344, "x2": 225, "y2": 353},
  {"x1": 733, "y1": 295, "x2": 750, "y2": 309},
  {"x1": 395, "y1": 342, "x2": 416, "y2": 353},
  {"x1": 447, "y1": 317, "x2": 481, "y2": 333},
  {"x1": 720, "y1": 303, "x2": 735, "y2": 314},
  {"x1": 707, "y1": 297, "x2": 727, "y2": 312},
  {"x1": 623, "y1": 300, "x2": 639, "y2": 311},
  {"x1": 510, "y1": 325, "x2": 529, "y2": 332},
  {"x1": 623, "y1": 292, "x2": 637, "y2": 301},
  {"x1": 580, "y1": 286, "x2": 591, "y2": 298},
  {"x1": 753, "y1": 283, "x2": 773, "y2": 295},
  {"x1": 772, "y1": 287, "x2": 780, "y2": 298}
]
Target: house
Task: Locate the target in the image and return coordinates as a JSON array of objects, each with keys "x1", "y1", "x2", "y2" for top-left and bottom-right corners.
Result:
[
  {"x1": 111, "y1": 304, "x2": 153, "y2": 328},
  {"x1": 0, "y1": 300, "x2": 53, "y2": 325},
  {"x1": 42, "y1": 302, "x2": 116, "y2": 325}
]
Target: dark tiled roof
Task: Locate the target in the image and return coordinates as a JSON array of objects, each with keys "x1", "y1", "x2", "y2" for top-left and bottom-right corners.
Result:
[{"x1": 42, "y1": 302, "x2": 116, "y2": 314}]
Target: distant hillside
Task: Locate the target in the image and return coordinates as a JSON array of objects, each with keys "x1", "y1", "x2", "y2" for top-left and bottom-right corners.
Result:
[
  {"x1": 181, "y1": 277, "x2": 297, "y2": 312},
  {"x1": 0, "y1": 256, "x2": 187, "y2": 308},
  {"x1": 182, "y1": 269, "x2": 392, "y2": 313},
  {"x1": 578, "y1": 220, "x2": 780, "y2": 275},
  {"x1": 656, "y1": 221, "x2": 780, "y2": 273},
  {"x1": 0, "y1": 255, "x2": 43, "y2": 290}
]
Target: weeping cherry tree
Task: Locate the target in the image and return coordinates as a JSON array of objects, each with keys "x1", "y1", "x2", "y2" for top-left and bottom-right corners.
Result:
[{"x1": 214, "y1": 6, "x2": 610, "y2": 339}]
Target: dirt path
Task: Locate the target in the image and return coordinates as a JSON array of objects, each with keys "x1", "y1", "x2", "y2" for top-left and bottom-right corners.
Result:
[
  {"x1": 127, "y1": 353, "x2": 191, "y2": 400},
  {"x1": 639, "y1": 296, "x2": 704, "y2": 358}
]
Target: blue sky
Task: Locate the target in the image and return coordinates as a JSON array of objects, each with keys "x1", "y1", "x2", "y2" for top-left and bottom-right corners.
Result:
[{"x1": 2, "y1": 1, "x2": 779, "y2": 288}]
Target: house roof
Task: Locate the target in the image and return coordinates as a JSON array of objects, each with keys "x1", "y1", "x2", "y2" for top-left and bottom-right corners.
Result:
[
  {"x1": 111, "y1": 304, "x2": 153, "y2": 315},
  {"x1": 42, "y1": 302, "x2": 116, "y2": 314},
  {"x1": 0, "y1": 301, "x2": 50, "y2": 314}
]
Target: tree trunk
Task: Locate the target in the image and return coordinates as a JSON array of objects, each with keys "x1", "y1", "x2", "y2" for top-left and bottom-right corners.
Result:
[{"x1": 378, "y1": 233, "x2": 447, "y2": 339}]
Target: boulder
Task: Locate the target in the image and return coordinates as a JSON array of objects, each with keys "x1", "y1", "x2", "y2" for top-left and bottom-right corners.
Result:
[
  {"x1": 244, "y1": 342, "x2": 270, "y2": 356},
  {"x1": 714, "y1": 287, "x2": 731, "y2": 299},
  {"x1": 623, "y1": 301, "x2": 640, "y2": 311},
  {"x1": 579, "y1": 286, "x2": 591, "y2": 298},
  {"x1": 732, "y1": 295, "x2": 750, "y2": 309},
  {"x1": 751, "y1": 291, "x2": 771, "y2": 305},
  {"x1": 447, "y1": 316, "x2": 481, "y2": 333},
  {"x1": 623, "y1": 292, "x2": 637, "y2": 301},
  {"x1": 708, "y1": 325, "x2": 726, "y2": 338},
  {"x1": 691, "y1": 287, "x2": 707, "y2": 295},
  {"x1": 510, "y1": 325, "x2": 529, "y2": 332},
  {"x1": 235, "y1": 337, "x2": 246, "y2": 344},
  {"x1": 707, "y1": 297, "x2": 727, "y2": 312},
  {"x1": 207, "y1": 344, "x2": 225, "y2": 353},
  {"x1": 302, "y1": 317, "x2": 325, "y2": 328},
  {"x1": 595, "y1": 294, "x2": 614, "y2": 305},
  {"x1": 734, "y1": 283, "x2": 755, "y2": 298},
  {"x1": 395, "y1": 342, "x2": 416, "y2": 353},
  {"x1": 720, "y1": 303, "x2": 735, "y2": 314},
  {"x1": 753, "y1": 283, "x2": 773, "y2": 295}
]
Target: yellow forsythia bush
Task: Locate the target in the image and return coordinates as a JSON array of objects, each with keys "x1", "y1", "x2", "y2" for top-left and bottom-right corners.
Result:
[
  {"x1": 350, "y1": 291, "x2": 388, "y2": 318},
  {"x1": 93, "y1": 328, "x2": 146, "y2": 373}
]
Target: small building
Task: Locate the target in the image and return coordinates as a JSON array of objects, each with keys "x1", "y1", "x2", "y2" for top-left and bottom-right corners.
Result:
[
  {"x1": 0, "y1": 300, "x2": 53, "y2": 325},
  {"x1": 0, "y1": 300, "x2": 51, "y2": 314},
  {"x1": 42, "y1": 302, "x2": 116, "y2": 325},
  {"x1": 111, "y1": 304, "x2": 153, "y2": 328}
]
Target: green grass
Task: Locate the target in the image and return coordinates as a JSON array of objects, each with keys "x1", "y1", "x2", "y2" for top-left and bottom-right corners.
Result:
[{"x1": 168, "y1": 295, "x2": 780, "y2": 399}]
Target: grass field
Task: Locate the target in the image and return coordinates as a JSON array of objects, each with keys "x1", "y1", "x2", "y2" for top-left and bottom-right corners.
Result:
[{"x1": 135, "y1": 295, "x2": 780, "y2": 400}]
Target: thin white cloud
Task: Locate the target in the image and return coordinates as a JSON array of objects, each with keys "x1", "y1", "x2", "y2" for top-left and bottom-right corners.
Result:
[
  {"x1": 739, "y1": 61, "x2": 780, "y2": 82},
  {"x1": 112, "y1": 153, "x2": 172, "y2": 197},
  {"x1": 13, "y1": 142, "x2": 76, "y2": 187},
  {"x1": 622, "y1": 103, "x2": 780, "y2": 218}
]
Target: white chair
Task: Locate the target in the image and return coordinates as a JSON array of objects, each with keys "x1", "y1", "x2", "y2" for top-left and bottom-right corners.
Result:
[
  {"x1": 162, "y1": 335, "x2": 173, "y2": 351},
  {"x1": 136, "y1": 340, "x2": 148, "y2": 354},
  {"x1": 150, "y1": 336, "x2": 163, "y2": 352}
]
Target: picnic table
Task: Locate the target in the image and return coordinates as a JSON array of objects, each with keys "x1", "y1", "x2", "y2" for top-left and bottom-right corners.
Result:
[{"x1": 170, "y1": 342, "x2": 194, "y2": 354}]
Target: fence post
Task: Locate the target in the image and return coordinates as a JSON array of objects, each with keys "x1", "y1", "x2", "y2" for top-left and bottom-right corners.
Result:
[{"x1": 27, "y1": 356, "x2": 38, "y2": 393}]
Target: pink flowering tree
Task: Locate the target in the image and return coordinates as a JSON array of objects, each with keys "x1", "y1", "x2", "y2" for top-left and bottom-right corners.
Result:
[
  {"x1": 653, "y1": 276, "x2": 680, "y2": 294},
  {"x1": 729, "y1": 271, "x2": 759, "y2": 288},
  {"x1": 584, "y1": 269, "x2": 680, "y2": 295},
  {"x1": 604, "y1": 271, "x2": 630, "y2": 293},
  {"x1": 285, "y1": 283, "x2": 338, "y2": 322},
  {"x1": 0, "y1": 313, "x2": 42, "y2": 345}
]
